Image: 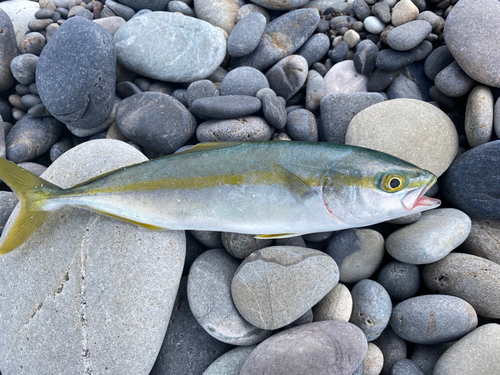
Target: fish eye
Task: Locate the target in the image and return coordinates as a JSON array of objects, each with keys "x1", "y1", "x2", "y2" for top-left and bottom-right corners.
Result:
[
  {"x1": 389, "y1": 178, "x2": 401, "y2": 189},
  {"x1": 381, "y1": 174, "x2": 405, "y2": 193}
]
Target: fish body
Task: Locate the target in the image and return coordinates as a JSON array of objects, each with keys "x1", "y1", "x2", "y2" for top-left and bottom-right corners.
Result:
[{"x1": 0, "y1": 142, "x2": 440, "y2": 254}]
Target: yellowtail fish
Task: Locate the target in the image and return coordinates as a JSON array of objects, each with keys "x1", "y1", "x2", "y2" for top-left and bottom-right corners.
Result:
[{"x1": 0, "y1": 141, "x2": 440, "y2": 254}]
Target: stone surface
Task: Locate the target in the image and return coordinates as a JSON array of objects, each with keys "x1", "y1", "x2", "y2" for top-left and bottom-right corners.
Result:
[
  {"x1": 434, "y1": 61, "x2": 475, "y2": 98},
  {"x1": 410, "y1": 344, "x2": 450, "y2": 375},
  {"x1": 391, "y1": 359, "x2": 426, "y2": 375},
  {"x1": 194, "y1": 0, "x2": 241, "y2": 34},
  {"x1": 324, "y1": 60, "x2": 369, "y2": 96},
  {"x1": 0, "y1": 1, "x2": 40, "y2": 46},
  {"x1": 231, "y1": 246, "x2": 339, "y2": 330},
  {"x1": 462, "y1": 219, "x2": 500, "y2": 265},
  {"x1": 377, "y1": 261, "x2": 420, "y2": 301},
  {"x1": 444, "y1": 0, "x2": 500, "y2": 87},
  {"x1": 10, "y1": 53, "x2": 38, "y2": 86},
  {"x1": 248, "y1": 0, "x2": 309, "y2": 10},
  {"x1": 362, "y1": 343, "x2": 384, "y2": 375},
  {"x1": 305, "y1": 70, "x2": 325, "y2": 111},
  {"x1": 191, "y1": 95, "x2": 261, "y2": 119},
  {"x1": 188, "y1": 248, "x2": 270, "y2": 345},
  {"x1": 424, "y1": 45, "x2": 455, "y2": 81},
  {"x1": 346, "y1": 99, "x2": 458, "y2": 177},
  {"x1": 391, "y1": 0, "x2": 419, "y2": 26},
  {"x1": 0, "y1": 10, "x2": 18, "y2": 92},
  {"x1": 296, "y1": 33, "x2": 330, "y2": 67},
  {"x1": 465, "y1": 85, "x2": 494, "y2": 148},
  {"x1": 227, "y1": 12, "x2": 266, "y2": 57},
  {"x1": 433, "y1": 324, "x2": 500, "y2": 375},
  {"x1": 442, "y1": 140, "x2": 500, "y2": 219},
  {"x1": 423, "y1": 253, "x2": 500, "y2": 318},
  {"x1": 313, "y1": 282, "x2": 352, "y2": 322},
  {"x1": 286, "y1": 109, "x2": 318, "y2": 142},
  {"x1": 220, "y1": 67, "x2": 269, "y2": 96},
  {"x1": 202, "y1": 346, "x2": 255, "y2": 375},
  {"x1": 364, "y1": 16, "x2": 385, "y2": 34},
  {"x1": 239, "y1": 320, "x2": 367, "y2": 375},
  {"x1": 390, "y1": 295, "x2": 478, "y2": 345},
  {"x1": 0, "y1": 140, "x2": 185, "y2": 374},
  {"x1": 116, "y1": 92, "x2": 196, "y2": 154},
  {"x1": 266, "y1": 55, "x2": 308, "y2": 101},
  {"x1": 196, "y1": 116, "x2": 274, "y2": 142},
  {"x1": 222, "y1": 232, "x2": 272, "y2": 259},
  {"x1": 36, "y1": 16, "x2": 115, "y2": 129},
  {"x1": 115, "y1": 12, "x2": 226, "y2": 82},
  {"x1": 260, "y1": 91, "x2": 287, "y2": 129},
  {"x1": 387, "y1": 20, "x2": 432, "y2": 51},
  {"x1": 353, "y1": 39, "x2": 378, "y2": 76}
]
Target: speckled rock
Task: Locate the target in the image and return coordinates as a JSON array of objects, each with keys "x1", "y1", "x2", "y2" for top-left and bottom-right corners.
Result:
[
  {"x1": 194, "y1": 0, "x2": 241, "y2": 34},
  {"x1": 346, "y1": 99, "x2": 458, "y2": 177},
  {"x1": 10, "y1": 53, "x2": 38, "y2": 86},
  {"x1": 391, "y1": 359, "x2": 426, "y2": 375},
  {"x1": 0, "y1": 10, "x2": 18, "y2": 92},
  {"x1": 324, "y1": 60, "x2": 369, "y2": 96},
  {"x1": 197, "y1": 116, "x2": 274, "y2": 142},
  {"x1": 286, "y1": 109, "x2": 318, "y2": 142},
  {"x1": 465, "y1": 85, "x2": 494, "y2": 148},
  {"x1": 222, "y1": 232, "x2": 272, "y2": 259},
  {"x1": 444, "y1": 0, "x2": 500, "y2": 87},
  {"x1": 362, "y1": 343, "x2": 384, "y2": 375},
  {"x1": 115, "y1": 12, "x2": 226, "y2": 82},
  {"x1": 423, "y1": 253, "x2": 500, "y2": 318},
  {"x1": 220, "y1": 67, "x2": 269, "y2": 96},
  {"x1": 434, "y1": 61, "x2": 475, "y2": 98},
  {"x1": 387, "y1": 20, "x2": 432, "y2": 51},
  {"x1": 236, "y1": 3, "x2": 270, "y2": 23},
  {"x1": 433, "y1": 324, "x2": 500, "y2": 375},
  {"x1": 350, "y1": 280, "x2": 392, "y2": 341},
  {"x1": 227, "y1": 12, "x2": 266, "y2": 58},
  {"x1": 462, "y1": 219, "x2": 500, "y2": 265},
  {"x1": 0, "y1": 140, "x2": 185, "y2": 374},
  {"x1": 188, "y1": 248, "x2": 270, "y2": 345},
  {"x1": 202, "y1": 346, "x2": 256, "y2": 375},
  {"x1": 231, "y1": 246, "x2": 339, "y2": 330},
  {"x1": 260, "y1": 91, "x2": 287, "y2": 129},
  {"x1": 239, "y1": 320, "x2": 367, "y2": 375},
  {"x1": 296, "y1": 33, "x2": 330, "y2": 67},
  {"x1": 377, "y1": 261, "x2": 420, "y2": 301},
  {"x1": 36, "y1": 16, "x2": 115, "y2": 129},
  {"x1": 313, "y1": 282, "x2": 353, "y2": 322}
]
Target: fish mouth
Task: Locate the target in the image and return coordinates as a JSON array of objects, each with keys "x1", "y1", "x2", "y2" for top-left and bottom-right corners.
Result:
[{"x1": 401, "y1": 175, "x2": 441, "y2": 211}]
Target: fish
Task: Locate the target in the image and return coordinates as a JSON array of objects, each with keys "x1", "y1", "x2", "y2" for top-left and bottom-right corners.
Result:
[{"x1": 0, "y1": 141, "x2": 440, "y2": 254}]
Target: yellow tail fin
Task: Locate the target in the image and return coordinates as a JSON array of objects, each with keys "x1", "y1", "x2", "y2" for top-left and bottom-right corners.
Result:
[{"x1": 0, "y1": 158, "x2": 62, "y2": 254}]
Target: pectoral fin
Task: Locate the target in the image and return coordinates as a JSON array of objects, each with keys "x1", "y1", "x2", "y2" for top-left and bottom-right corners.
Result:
[
  {"x1": 270, "y1": 163, "x2": 316, "y2": 200},
  {"x1": 255, "y1": 233, "x2": 305, "y2": 239}
]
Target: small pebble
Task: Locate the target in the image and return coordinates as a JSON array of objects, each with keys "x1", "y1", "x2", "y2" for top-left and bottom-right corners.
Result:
[
  {"x1": 377, "y1": 261, "x2": 421, "y2": 301},
  {"x1": 328, "y1": 40, "x2": 349, "y2": 63},
  {"x1": 286, "y1": 109, "x2": 318, "y2": 141},
  {"x1": 260, "y1": 92, "x2": 287, "y2": 129},
  {"x1": 386, "y1": 74, "x2": 422, "y2": 100},
  {"x1": 313, "y1": 282, "x2": 352, "y2": 322},
  {"x1": 186, "y1": 79, "x2": 218, "y2": 108},
  {"x1": 434, "y1": 61, "x2": 475, "y2": 98},
  {"x1": 465, "y1": 85, "x2": 494, "y2": 148},
  {"x1": 387, "y1": 20, "x2": 432, "y2": 51},
  {"x1": 10, "y1": 53, "x2": 38, "y2": 85},
  {"x1": 202, "y1": 346, "x2": 256, "y2": 375},
  {"x1": 196, "y1": 116, "x2": 274, "y2": 142},
  {"x1": 191, "y1": 95, "x2": 261, "y2": 119},
  {"x1": 220, "y1": 66, "x2": 269, "y2": 96},
  {"x1": 391, "y1": 0, "x2": 419, "y2": 26},
  {"x1": 324, "y1": 60, "x2": 369, "y2": 95},
  {"x1": 19, "y1": 32, "x2": 46, "y2": 55},
  {"x1": 353, "y1": 0, "x2": 371, "y2": 21},
  {"x1": 296, "y1": 33, "x2": 330, "y2": 67},
  {"x1": 364, "y1": 16, "x2": 386, "y2": 34},
  {"x1": 372, "y1": 2, "x2": 391, "y2": 23},
  {"x1": 353, "y1": 39, "x2": 378, "y2": 76},
  {"x1": 362, "y1": 343, "x2": 384, "y2": 375},
  {"x1": 305, "y1": 70, "x2": 325, "y2": 111}
]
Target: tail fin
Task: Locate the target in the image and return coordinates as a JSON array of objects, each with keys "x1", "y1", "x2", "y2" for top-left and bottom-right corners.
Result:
[{"x1": 0, "y1": 158, "x2": 62, "y2": 255}]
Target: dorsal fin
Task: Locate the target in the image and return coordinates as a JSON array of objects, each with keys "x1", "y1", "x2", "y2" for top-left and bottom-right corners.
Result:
[{"x1": 174, "y1": 142, "x2": 244, "y2": 155}]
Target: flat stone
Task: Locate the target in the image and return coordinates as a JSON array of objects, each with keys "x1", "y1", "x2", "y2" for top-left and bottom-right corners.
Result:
[
  {"x1": 222, "y1": 232, "x2": 272, "y2": 259},
  {"x1": 0, "y1": 1, "x2": 40, "y2": 46},
  {"x1": 387, "y1": 20, "x2": 432, "y2": 51},
  {"x1": 373, "y1": 326, "x2": 407, "y2": 375},
  {"x1": 346, "y1": 99, "x2": 459, "y2": 177},
  {"x1": 227, "y1": 12, "x2": 266, "y2": 57},
  {"x1": 194, "y1": 0, "x2": 241, "y2": 34},
  {"x1": 462, "y1": 219, "x2": 500, "y2": 265},
  {"x1": 442, "y1": 140, "x2": 500, "y2": 219},
  {"x1": 260, "y1": 91, "x2": 287, "y2": 129},
  {"x1": 191, "y1": 95, "x2": 261, "y2": 119},
  {"x1": 266, "y1": 55, "x2": 308, "y2": 101},
  {"x1": 433, "y1": 324, "x2": 500, "y2": 375},
  {"x1": 196, "y1": 116, "x2": 274, "y2": 142},
  {"x1": 240, "y1": 320, "x2": 367, "y2": 375},
  {"x1": 423, "y1": 253, "x2": 500, "y2": 318},
  {"x1": 390, "y1": 295, "x2": 478, "y2": 344},
  {"x1": 220, "y1": 66, "x2": 269, "y2": 96},
  {"x1": 0, "y1": 140, "x2": 185, "y2": 374},
  {"x1": 116, "y1": 92, "x2": 196, "y2": 154},
  {"x1": 0, "y1": 10, "x2": 18, "y2": 92},
  {"x1": 202, "y1": 346, "x2": 256, "y2": 375},
  {"x1": 115, "y1": 12, "x2": 226, "y2": 82},
  {"x1": 188, "y1": 248, "x2": 270, "y2": 345},
  {"x1": 232, "y1": 9, "x2": 320, "y2": 71},
  {"x1": 231, "y1": 246, "x2": 339, "y2": 330},
  {"x1": 434, "y1": 61, "x2": 475, "y2": 98},
  {"x1": 377, "y1": 261, "x2": 420, "y2": 302},
  {"x1": 313, "y1": 282, "x2": 353, "y2": 322},
  {"x1": 444, "y1": 0, "x2": 500, "y2": 87},
  {"x1": 465, "y1": 85, "x2": 494, "y2": 148}
]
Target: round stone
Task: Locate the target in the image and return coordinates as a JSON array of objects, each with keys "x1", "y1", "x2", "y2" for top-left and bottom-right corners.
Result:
[
  {"x1": 444, "y1": 0, "x2": 500, "y2": 87},
  {"x1": 114, "y1": 12, "x2": 226, "y2": 82},
  {"x1": 196, "y1": 116, "x2": 274, "y2": 142},
  {"x1": 462, "y1": 219, "x2": 500, "y2": 265},
  {"x1": 10, "y1": 53, "x2": 38, "y2": 86},
  {"x1": 346, "y1": 99, "x2": 459, "y2": 177},
  {"x1": 286, "y1": 109, "x2": 318, "y2": 142},
  {"x1": 227, "y1": 12, "x2": 266, "y2": 58},
  {"x1": 220, "y1": 66, "x2": 269, "y2": 96},
  {"x1": 222, "y1": 232, "x2": 272, "y2": 259},
  {"x1": 18, "y1": 32, "x2": 46, "y2": 56},
  {"x1": 391, "y1": 0, "x2": 419, "y2": 26},
  {"x1": 231, "y1": 246, "x2": 339, "y2": 330},
  {"x1": 313, "y1": 282, "x2": 353, "y2": 322},
  {"x1": 465, "y1": 85, "x2": 494, "y2": 148},
  {"x1": 377, "y1": 261, "x2": 420, "y2": 301},
  {"x1": 364, "y1": 16, "x2": 385, "y2": 34},
  {"x1": 434, "y1": 61, "x2": 476, "y2": 98}
]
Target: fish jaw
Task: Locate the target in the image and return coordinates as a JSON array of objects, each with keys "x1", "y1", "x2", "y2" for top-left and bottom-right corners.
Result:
[{"x1": 401, "y1": 174, "x2": 441, "y2": 212}]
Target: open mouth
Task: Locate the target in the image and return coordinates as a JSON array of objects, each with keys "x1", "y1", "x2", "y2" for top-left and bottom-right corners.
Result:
[{"x1": 401, "y1": 176, "x2": 441, "y2": 211}]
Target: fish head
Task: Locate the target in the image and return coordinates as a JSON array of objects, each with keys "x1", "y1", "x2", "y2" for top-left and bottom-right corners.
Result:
[{"x1": 322, "y1": 149, "x2": 441, "y2": 226}]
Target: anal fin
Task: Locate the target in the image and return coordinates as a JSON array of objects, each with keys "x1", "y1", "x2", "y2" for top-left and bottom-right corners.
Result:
[
  {"x1": 92, "y1": 209, "x2": 168, "y2": 231},
  {"x1": 255, "y1": 233, "x2": 305, "y2": 239}
]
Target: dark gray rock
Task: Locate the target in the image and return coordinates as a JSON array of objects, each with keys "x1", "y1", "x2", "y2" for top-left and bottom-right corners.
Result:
[
  {"x1": 386, "y1": 74, "x2": 422, "y2": 100},
  {"x1": 286, "y1": 109, "x2": 318, "y2": 141},
  {"x1": 27, "y1": 18, "x2": 52, "y2": 31},
  {"x1": 190, "y1": 230, "x2": 222, "y2": 249},
  {"x1": 423, "y1": 253, "x2": 500, "y2": 318},
  {"x1": 6, "y1": 115, "x2": 63, "y2": 162},
  {"x1": 261, "y1": 92, "x2": 287, "y2": 129},
  {"x1": 227, "y1": 12, "x2": 266, "y2": 58},
  {"x1": 10, "y1": 53, "x2": 38, "y2": 86},
  {"x1": 186, "y1": 80, "x2": 218, "y2": 108},
  {"x1": 248, "y1": 0, "x2": 309, "y2": 10},
  {"x1": 172, "y1": 89, "x2": 189, "y2": 108},
  {"x1": 372, "y1": 2, "x2": 391, "y2": 23},
  {"x1": 434, "y1": 62, "x2": 475, "y2": 98},
  {"x1": 410, "y1": 41, "x2": 433, "y2": 62},
  {"x1": 240, "y1": 320, "x2": 367, "y2": 375},
  {"x1": 35, "y1": 8, "x2": 55, "y2": 19},
  {"x1": 191, "y1": 95, "x2": 261, "y2": 119},
  {"x1": 0, "y1": 99, "x2": 12, "y2": 123},
  {"x1": 377, "y1": 261, "x2": 420, "y2": 301},
  {"x1": 328, "y1": 41, "x2": 349, "y2": 63},
  {"x1": 150, "y1": 277, "x2": 233, "y2": 375},
  {"x1": 305, "y1": 70, "x2": 325, "y2": 111},
  {"x1": 424, "y1": 45, "x2": 455, "y2": 81},
  {"x1": 462, "y1": 219, "x2": 500, "y2": 265},
  {"x1": 349, "y1": 280, "x2": 392, "y2": 341},
  {"x1": 115, "y1": 0, "x2": 169, "y2": 11},
  {"x1": 275, "y1": 236, "x2": 306, "y2": 248},
  {"x1": 15, "y1": 84, "x2": 30, "y2": 95},
  {"x1": 18, "y1": 32, "x2": 46, "y2": 56},
  {"x1": 400, "y1": 62, "x2": 433, "y2": 102},
  {"x1": 116, "y1": 92, "x2": 196, "y2": 154},
  {"x1": 387, "y1": 20, "x2": 432, "y2": 51},
  {"x1": 196, "y1": 116, "x2": 274, "y2": 142},
  {"x1": 390, "y1": 295, "x2": 478, "y2": 344},
  {"x1": 232, "y1": 9, "x2": 320, "y2": 71},
  {"x1": 367, "y1": 69, "x2": 398, "y2": 92},
  {"x1": 410, "y1": 344, "x2": 450, "y2": 375},
  {"x1": 353, "y1": 39, "x2": 378, "y2": 76},
  {"x1": 296, "y1": 33, "x2": 330, "y2": 67},
  {"x1": 376, "y1": 48, "x2": 415, "y2": 71},
  {"x1": 373, "y1": 326, "x2": 407, "y2": 375},
  {"x1": 442, "y1": 140, "x2": 500, "y2": 219},
  {"x1": 319, "y1": 92, "x2": 385, "y2": 143},
  {"x1": 391, "y1": 359, "x2": 426, "y2": 375},
  {"x1": 222, "y1": 232, "x2": 272, "y2": 259},
  {"x1": 220, "y1": 67, "x2": 269, "y2": 97},
  {"x1": 353, "y1": 0, "x2": 371, "y2": 21},
  {"x1": 50, "y1": 137, "x2": 73, "y2": 162},
  {"x1": 116, "y1": 81, "x2": 142, "y2": 99},
  {"x1": 266, "y1": 55, "x2": 308, "y2": 101},
  {"x1": 27, "y1": 103, "x2": 50, "y2": 117},
  {"x1": 105, "y1": 0, "x2": 135, "y2": 20},
  {"x1": 36, "y1": 16, "x2": 115, "y2": 129}
]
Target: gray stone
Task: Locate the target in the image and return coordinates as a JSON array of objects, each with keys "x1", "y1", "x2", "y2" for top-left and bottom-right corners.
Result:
[
  {"x1": 349, "y1": 280, "x2": 392, "y2": 341},
  {"x1": 239, "y1": 320, "x2": 367, "y2": 375},
  {"x1": 261, "y1": 92, "x2": 287, "y2": 129},
  {"x1": 20, "y1": 94, "x2": 42, "y2": 108},
  {"x1": 0, "y1": 192, "x2": 18, "y2": 233},
  {"x1": 410, "y1": 344, "x2": 451, "y2": 375},
  {"x1": 424, "y1": 45, "x2": 455, "y2": 81},
  {"x1": 386, "y1": 209, "x2": 471, "y2": 265},
  {"x1": 433, "y1": 324, "x2": 500, "y2": 375},
  {"x1": 444, "y1": 0, "x2": 500, "y2": 87},
  {"x1": 202, "y1": 346, "x2": 256, "y2": 375},
  {"x1": 18, "y1": 32, "x2": 46, "y2": 56},
  {"x1": 377, "y1": 261, "x2": 420, "y2": 301},
  {"x1": 191, "y1": 95, "x2": 261, "y2": 119},
  {"x1": 105, "y1": 0, "x2": 135, "y2": 20},
  {"x1": 320, "y1": 92, "x2": 384, "y2": 143},
  {"x1": 248, "y1": 0, "x2": 309, "y2": 10},
  {"x1": 197, "y1": 116, "x2": 274, "y2": 142},
  {"x1": 328, "y1": 40, "x2": 349, "y2": 64},
  {"x1": 462, "y1": 219, "x2": 500, "y2": 265},
  {"x1": 423, "y1": 253, "x2": 500, "y2": 318},
  {"x1": 296, "y1": 33, "x2": 330, "y2": 67},
  {"x1": 306, "y1": 0, "x2": 355, "y2": 13},
  {"x1": 194, "y1": 0, "x2": 241, "y2": 34},
  {"x1": 220, "y1": 67, "x2": 269, "y2": 97},
  {"x1": 0, "y1": 140, "x2": 185, "y2": 374},
  {"x1": 372, "y1": 2, "x2": 391, "y2": 23},
  {"x1": 364, "y1": 16, "x2": 385, "y2": 34},
  {"x1": 10, "y1": 53, "x2": 38, "y2": 85},
  {"x1": 434, "y1": 61, "x2": 475, "y2": 98},
  {"x1": 37, "y1": 16, "x2": 115, "y2": 129},
  {"x1": 417, "y1": 11, "x2": 445, "y2": 34},
  {"x1": 353, "y1": 0, "x2": 371, "y2": 21},
  {"x1": 0, "y1": 10, "x2": 18, "y2": 92},
  {"x1": 496, "y1": 97, "x2": 500, "y2": 138},
  {"x1": 376, "y1": 48, "x2": 415, "y2": 71},
  {"x1": 275, "y1": 236, "x2": 306, "y2": 248},
  {"x1": 150, "y1": 277, "x2": 232, "y2": 375},
  {"x1": 390, "y1": 295, "x2": 478, "y2": 345},
  {"x1": 116, "y1": 81, "x2": 142, "y2": 99},
  {"x1": 93, "y1": 16, "x2": 126, "y2": 36},
  {"x1": 386, "y1": 74, "x2": 422, "y2": 100},
  {"x1": 50, "y1": 137, "x2": 73, "y2": 162},
  {"x1": 353, "y1": 39, "x2": 378, "y2": 76},
  {"x1": 391, "y1": 359, "x2": 426, "y2": 375},
  {"x1": 346, "y1": 99, "x2": 459, "y2": 177},
  {"x1": 363, "y1": 343, "x2": 384, "y2": 375},
  {"x1": 116, "y1": 92, "x2": 196, "y2": 154},
  {"x1": 6, "y1": 115, "x2": 63, "y2": 163},
  {"x1": 186, "y1": 79, "x2": 219, "y2": 108},
  {"x1": 324, "y1": 60, "x2": 369, "y2": 96},
  {"x1": 232, "y1": 9, "x2": 320, "y2": 71},
  {"x1": 0, "y1": 1, "x2": 40, "y2": 46},
  {"x1": 235, "y1": 4, "x2": 270, "y2": 23},
  {"x1": 305, "y1": 70, "x2": 325, "y2": 111},
  {"x1": 115, "y1": 12, "x2": 226, "y2": 82},
  {"x1": 167, "y1": 1, "x2": 196, "y2": 17},
  {"x1": 231, "y1": 246, "x2": 339, "y2": 330},
  {"x1": 190, "y1": 230, "x2": 223, "y2": 249},
  {"x1": 465, "y1": 85, "x2": 494, "y2": 148},
  {"x1": 286, "y1": 109, "x2": 318, "y2": 142},
  {"x1": 222, "y1": 232, "x2": 272, "y2": 259},
  {"x1": 391, "y1": 0, "x2": 419, "y2": 26},
  {"x1": 367, "y1": 69, "x2": 398, "y2": 92},
  {"x1": 227, "y1": 12, "x2": 266, "y2": 58},
  {"x1": 67, "y1": 96, "x2": 121, "y2": 137},
  {"x1": 113, "y1": 0, "x2": 169, "y2": 11},
  {"x1": 35, "y1": 8, "x2": 55, "y2": 19},
  {"x1": 188, "y1": 249, "x2": 270, "y2": 345},
  {"x1": 373, "y1": 326, "x2": 407, "y2": 375},
  {"x1": 313, "y1": 282, "x2": 353, "y2": 322},
  {"x1": 266, "y1": 55, "x2": 308, "y2": 101},
  {"x1": 16, "y1": 162, "x2": 47, "y2": 177}
]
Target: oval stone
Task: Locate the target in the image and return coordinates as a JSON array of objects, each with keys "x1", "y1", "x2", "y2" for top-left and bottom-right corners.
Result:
[
  {"x1": 324, "y1": 60, "x2": 369, "y2": 96},
  {"x1": 239, "y1": 320, "x2": 367, "y2": 375},
  {"x1": 390, "y1": 295, "x2": 478, "y2": 345},
  {"x1": 220, "y1": 66, "x2": 269, "y2": 96},
  {"x1": 346, "y1": 99, "x2": 458, "y2": 177},
  {"x1": 462, "y1": 219, "x2": 500, "y2": 265},
  {"x1": 377, "y1": 261, "x2": 420, "y2": 301},
  {"x1": 434, "y1": 61, "x2": 475, "y2": 98},
  {"x1": 36, "y1": 16, "x2": 115, "y2": 129},
  {"x1": 116, "y1": 92, "x2": 196, "y2": 154},
  {"x1": 423, "y1": 253, "x2": 500, "y2": 318},
  {"x1": 248, "y1": 0, "x2": 309, "y2": 10},
  {"x1": 115, "y1": 12, "x2": 226, "y2": 82},
  {"x1": 442, "y1": 140, "x2": 500, "y2": 219},
  {"x1": 386, "y1": 20, "x2": 432, "y2": 51},
  {"x1": 266, "y1": 55, "x2": 308, "y2": 101},
  {"x1": 465, "y1": 85, "x2": 494, "y2": 148},
  {"x1": 227, "y1": 12, "x2": 266, "y2": 58},
  {"x1": 196, "y1": 116, "x2": 274, "y2": 142},
  {"x1": 231, "y1": 246, "x2": 339, "y2": 330},
  {"x1": 313, "y1": 282, "x2": 353, "y2": 322},
  {"x1": 191, "y1": 95, "x2": 261, "y2": 119}
]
